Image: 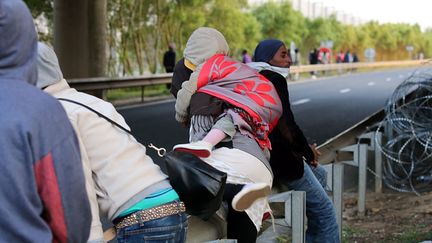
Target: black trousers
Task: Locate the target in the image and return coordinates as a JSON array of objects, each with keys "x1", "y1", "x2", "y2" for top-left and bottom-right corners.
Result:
[{"x1": 223, "y1": 184, "x2": 257, "y2": 243}]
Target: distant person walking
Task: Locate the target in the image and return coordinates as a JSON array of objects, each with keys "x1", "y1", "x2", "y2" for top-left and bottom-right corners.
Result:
[
  {"x1": 352, "y1": 53, "x2": 359, "y2": 63},
  {"x1": 343, "y1": 50, "x2": 352, "y2": 63},
  {"x1": 352, "y1": 52, "x2": 359, "y2": 72},
  {"x1": 336, "y1": 51, "x2": 344, "y2": 63},
  {"x1": 163, "y1": 43, "x2": 176, "y2": 73},
  {"x1": 309, "y1": 48, "x2": 318, "y2": 78},
  {"x1": 336, "y1": 51, "x2": 345, "y2": 74},
  {"x1": 309, "y1": 48, "x2": 319, "y2": 65},
  {"x1": 344, "y1": 50, "x2": 353, "y2": 73},
  {"x1": 241, "y1": 49, "x2": 252, "y2": 63},
  {"x1": 291, "y1": 48, "x2": 301, "y2": 80},
  {"x1": 293, "y1": 48, "x2": 301, "y2": 66},
  {"x1": 164, "y1": 42, "x2": 176, "y2": 89}
]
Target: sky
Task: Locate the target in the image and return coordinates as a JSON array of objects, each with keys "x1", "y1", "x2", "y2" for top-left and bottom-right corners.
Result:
[
  {"x1": 315, "y1": 0, "x2": 432, "y2": 30},
  {"x1": 249, "y1": 0, "x2": 432, "y2": 31}
]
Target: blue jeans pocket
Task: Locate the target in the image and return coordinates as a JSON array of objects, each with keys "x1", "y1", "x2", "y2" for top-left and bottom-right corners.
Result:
[{"x1": 117, "y1": 213, "x2": 188, "y2": 243}]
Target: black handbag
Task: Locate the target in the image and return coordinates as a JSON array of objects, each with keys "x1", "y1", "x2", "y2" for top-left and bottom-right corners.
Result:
[
  {"x1": 163, "y1": 150, "x2": 227, "y2": 221},
  {"x1": 57, "y1": 98, "x2": 227, "y2": 221}
]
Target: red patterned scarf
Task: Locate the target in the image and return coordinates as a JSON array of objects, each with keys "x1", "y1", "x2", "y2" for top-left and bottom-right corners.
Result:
[{"x1": 197, "y1": 54, "x2": 282, "y2": 149}]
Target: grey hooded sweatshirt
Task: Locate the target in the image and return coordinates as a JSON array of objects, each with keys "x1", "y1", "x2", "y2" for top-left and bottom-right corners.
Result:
[{"x1": 0, "y1": 1, "x2": 91, "y2": 242}]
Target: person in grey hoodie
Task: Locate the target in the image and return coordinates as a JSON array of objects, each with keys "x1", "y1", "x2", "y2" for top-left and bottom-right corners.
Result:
[{"x1": 0, "y1": 0, "x2": 91, "y2": 242}]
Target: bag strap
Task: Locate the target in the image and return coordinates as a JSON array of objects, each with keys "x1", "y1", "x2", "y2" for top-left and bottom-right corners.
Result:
[
  {"x1": 57, "y1": 98, "x2": 124, "y2": 241},
  {"x1": 57, "y1": 98, "x2": 133, "y2": 136},
  {"x1": 58, "y1": 98, "x2": 167, "y2": 156}
]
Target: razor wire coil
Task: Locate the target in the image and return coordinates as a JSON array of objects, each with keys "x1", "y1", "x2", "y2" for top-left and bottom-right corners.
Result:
[{"x1": 373, "y1": 68, "x2": 432, "y2": 194}]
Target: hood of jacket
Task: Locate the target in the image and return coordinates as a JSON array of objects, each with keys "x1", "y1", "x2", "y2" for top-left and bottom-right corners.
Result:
[
  {"x1": 0, "y1": 0, "x2": 38, "y2": 85},
  {"x1": 36, "y1": 42, "x2": 64, "y2": 89},
  {"x1": 184, "y1": 27, "x2": 229, "y2": 67}
]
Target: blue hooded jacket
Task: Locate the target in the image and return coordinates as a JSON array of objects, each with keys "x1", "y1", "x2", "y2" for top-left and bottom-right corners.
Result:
[{"x1": 0, "y1": 1, "x2": 91, "y2": 242}]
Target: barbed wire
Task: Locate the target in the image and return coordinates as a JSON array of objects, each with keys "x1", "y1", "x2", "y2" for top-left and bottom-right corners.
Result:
[{"x1": 374, "y1": 68, "x2": 432, "y2": 195}]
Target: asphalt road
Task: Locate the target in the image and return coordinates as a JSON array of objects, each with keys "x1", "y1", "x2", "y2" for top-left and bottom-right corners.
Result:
[{"x1": 118, "y1": 67, "x2": 423, "y2": 165}]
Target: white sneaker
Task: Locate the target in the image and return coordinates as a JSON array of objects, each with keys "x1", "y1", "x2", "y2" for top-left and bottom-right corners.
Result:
[
  {"x1": 173, "y1": 141, "x2": 213, "y2": 158},
  {"x1": 231, "y1": 183, "x2": 271, "y2": 212}
]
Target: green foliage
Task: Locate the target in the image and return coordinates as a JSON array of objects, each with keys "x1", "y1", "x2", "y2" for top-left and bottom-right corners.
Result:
[
  {"x1": 205, "y1": 0, "x2": 261, "y2": 56},
  {"x1": 240, "y1": 13, "x2": 263, "y2": 56},
  {"x1": 24, "y1": 0, "x2": 52, "y2": 19},
  {"x1": 253, "y1": 1, "x2": 307, "y2": 46},
  {"x1": 106, "y1": 85, "x2": 169, "y2": 101},
  {"x1": 24, "y1": 0, "x2": 53, "y2": 42},
  {"x1": 422, "y1": 30, "x2": 432, "y2": 57},
  {"x1": 26, "y1": 0, "x2": 432, "y2": 76},
  {"x1": 342, "y1": 224, "x2": 432, "y2": 243},
  {"x1": 381, "y1": 224, "x2": 432, "y2": 243},
  {"x1": 342, "y1": 225, "x2": 359, "y2": 242},
  {"x1": 304, "y1": 16, "x2": 344, "y2": 50}
]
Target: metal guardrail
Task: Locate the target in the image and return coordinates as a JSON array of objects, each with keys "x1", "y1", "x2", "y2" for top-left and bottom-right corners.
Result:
[
  {"x1": 68, "y1": 73, "x2": 173, "y2": 91},
  {"x1": 289, "y1": 59, "x2": 427, "y2": 73},
  {"x1": 317, "y1": 109, "x2": 385, "y2": 165},
  {"x1": 316, "y1": 86, "x2": 420, "y2": 165},
  {"x1": 68, "y1": 60, "x2": 428, "y2": 91}
]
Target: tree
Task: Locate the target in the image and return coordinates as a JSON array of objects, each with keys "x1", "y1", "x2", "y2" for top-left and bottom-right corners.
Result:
[
  {"x1": 205, "y1": 0, "x2": 262, "y2": 57},
  {"x1": 24, "y1": 0, "x2": 53, "y2": 42},
  {"x1": 107, "y1": 0, "x2": 210, "y2": 75},
  {"x1": 24, "y1": 0, "x2": 52, "y2": 19},
  {"x1": 54, "y1": 0, "x2": 107, "y2": 80},
  {"x1": 25, "y1": 0, "x2": 432, "y2": 76},
  {"x1": 253, "y1": 1, "x2": 307, "y2": 47}
]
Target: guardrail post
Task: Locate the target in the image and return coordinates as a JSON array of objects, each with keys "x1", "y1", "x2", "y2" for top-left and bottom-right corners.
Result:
[
  {"x1": 338, "y1": 143, "x2": 368, "y2": 216},
  {"x1": 264, "y1": 191, "x2": 306, "y2": 243},
  {"x1": 358, "y1": 144, "x2": 367, "y2": 217},
  {"x1": 333, "y1": 163, "x2": 344, "y2": 240},
  {"x1": 323, "y1": 163, "x2": 344, "y2": 241},
  {"x1": 291, "y1": 191, "x2": 306, "y2": 243},
  {"x1": 358, "y1": 131, "x2": 383, "y2": 193},
  {"x1": 374, "y1": 132, "x2": 383, "y2": 193}
]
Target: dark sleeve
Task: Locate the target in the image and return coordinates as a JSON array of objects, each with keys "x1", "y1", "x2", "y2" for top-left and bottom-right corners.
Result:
[
  {"x1": 170, "y1": 58, "x2": 193, "y2": 98},
  {"x1": 262, "y1": 70, "x2": 315, "y2": 162}
]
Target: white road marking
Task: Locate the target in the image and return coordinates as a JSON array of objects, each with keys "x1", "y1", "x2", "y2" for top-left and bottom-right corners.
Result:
[
  {"x1": 339, "y1": 88, "x2": 351, "y2": 93},
  {"x1": 368, "y1": 82, "x2": 375, "y2": 86},
  {"x1": 291, "y1": 98, "x2": 311, "y2": 105},
  {"x1": 386, "y1": 77, "x2": 392, "y2": 82}
]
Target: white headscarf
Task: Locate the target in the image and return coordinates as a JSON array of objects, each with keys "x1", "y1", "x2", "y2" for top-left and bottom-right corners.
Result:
[{"x1": 247, "y1": 61, "x2": 290, "y2": 79}]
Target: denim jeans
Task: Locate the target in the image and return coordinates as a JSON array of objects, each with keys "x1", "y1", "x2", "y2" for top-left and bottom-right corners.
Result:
[
  {"x1": 116, "y1": 212, "x2": 188, "y2": 243},
  {"x1": 281, "y1": 162, "x2": 339, "y2": 243},
  {"x1": 310, "y1": 164, "x2": 328, "y2": 190}
]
